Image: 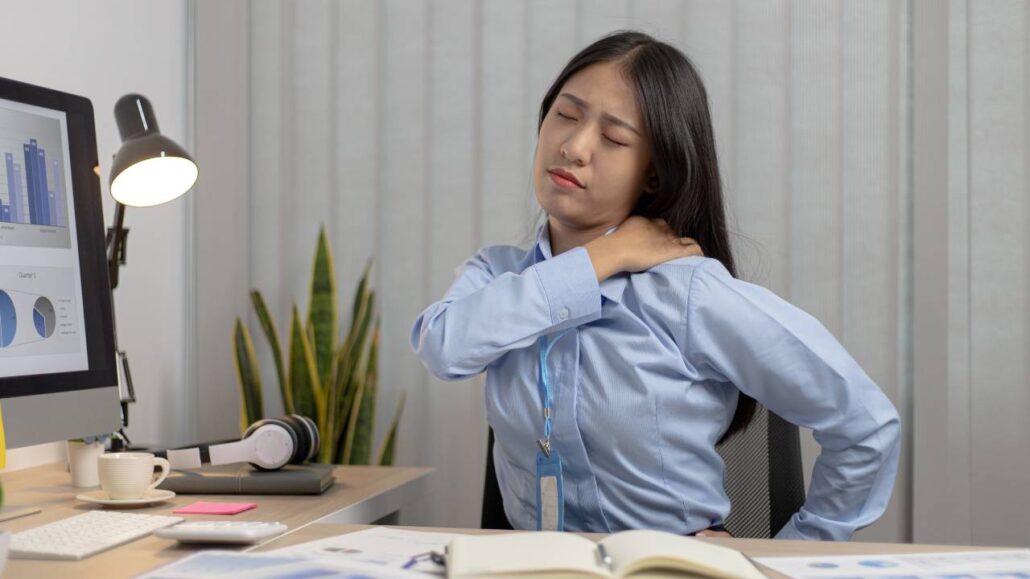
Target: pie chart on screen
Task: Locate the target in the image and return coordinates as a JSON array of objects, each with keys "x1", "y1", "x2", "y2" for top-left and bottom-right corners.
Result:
[
  {"x1": 0, "y1": 290, "x2": 16, "y2": 347},
  {"x1": 33, "y1": 297, "x2": 56, "y2": 339}
]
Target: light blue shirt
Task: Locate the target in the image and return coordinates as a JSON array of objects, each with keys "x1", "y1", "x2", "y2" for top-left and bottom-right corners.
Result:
[{"x1": 411, "y1": 226, "x2": 900, "y2": 540}]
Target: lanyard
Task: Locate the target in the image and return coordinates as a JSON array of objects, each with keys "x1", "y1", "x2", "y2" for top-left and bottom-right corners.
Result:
[{"x1": 536, "y1": 330, "x2": 570, "y2": 457}]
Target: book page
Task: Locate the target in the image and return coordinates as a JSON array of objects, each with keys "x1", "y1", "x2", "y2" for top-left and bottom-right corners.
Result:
[
  {"x1": 599, "y1": 530, "x2": 764, "y2": 579},
  {"x1": 448, "y1": 532, "x2": 610, "y2": 578}
]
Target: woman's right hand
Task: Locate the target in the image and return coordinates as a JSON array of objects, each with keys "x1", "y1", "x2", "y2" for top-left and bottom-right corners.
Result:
[{"x1": 586, "y1": 216, "x2": 703, "y2": 282}]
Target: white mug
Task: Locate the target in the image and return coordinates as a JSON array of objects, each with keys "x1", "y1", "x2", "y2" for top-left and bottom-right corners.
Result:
[{"x1": 97, "y1": 452, "x2": 170, "y2": 500}]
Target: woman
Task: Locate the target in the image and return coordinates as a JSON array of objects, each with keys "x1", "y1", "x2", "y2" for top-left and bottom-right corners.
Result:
[{"x1": 411, "y1": 31, "x2": 899, "y2": 540}]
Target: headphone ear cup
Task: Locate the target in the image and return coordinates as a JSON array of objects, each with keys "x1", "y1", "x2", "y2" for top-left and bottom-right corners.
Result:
[
  {"x1": 290, "y1": 414, "x2": 320, "y2": 462},
  {"x1": 298, "y1": 412, "x2": 317, "y2": 457},
  {"x1": 279, "y1": 415, "x2": 311, "y2": 465},
  {"x1": 249, "y1": 418, "x2": 297, "y2": 471}
]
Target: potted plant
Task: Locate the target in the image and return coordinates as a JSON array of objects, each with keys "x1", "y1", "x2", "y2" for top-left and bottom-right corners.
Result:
[{"x1": 233, "y1": 227, "x2": 404, "y2": 465}]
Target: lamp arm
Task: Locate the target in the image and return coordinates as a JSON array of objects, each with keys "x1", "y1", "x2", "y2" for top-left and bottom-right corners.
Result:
[{"x1": 106, "y1": 201, "x2": 128, "y2": 291}]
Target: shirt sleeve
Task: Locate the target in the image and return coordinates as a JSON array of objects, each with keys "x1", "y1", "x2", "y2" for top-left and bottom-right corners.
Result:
[
  {"x1": 411, "y1": 246, "x2": 603, "y2": 381},
  {"x1": 682, "y1": 260, "x2": 901, "y2": 541}
]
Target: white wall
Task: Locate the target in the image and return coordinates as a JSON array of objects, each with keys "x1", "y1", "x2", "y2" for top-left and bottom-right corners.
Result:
[{"x1": 0, "y1": 0, "x2": 193, "y2": 468}]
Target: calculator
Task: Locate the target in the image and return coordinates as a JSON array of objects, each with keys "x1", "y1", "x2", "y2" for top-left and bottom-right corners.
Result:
[{"x1": 154, "y1": 521, "x2": 288, "y2": 544}]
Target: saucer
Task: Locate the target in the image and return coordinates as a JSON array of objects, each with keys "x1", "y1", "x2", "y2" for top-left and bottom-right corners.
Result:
[{"x1": 76, "y1": 489, "x2": 176, "y2": 507}]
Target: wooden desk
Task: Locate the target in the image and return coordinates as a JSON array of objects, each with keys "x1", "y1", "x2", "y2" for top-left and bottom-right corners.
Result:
[
  {"x1": 255, "y1": 524, "x2": 1002, "y2": 579},
  {"x1": 0, "y1": 462, "x2": 432, "y2": 578}
]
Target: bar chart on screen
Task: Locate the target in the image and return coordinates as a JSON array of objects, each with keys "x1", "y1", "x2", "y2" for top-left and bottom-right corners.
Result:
[{"x1": 0, "y1": 103, "x2": 73, "y2": 249}]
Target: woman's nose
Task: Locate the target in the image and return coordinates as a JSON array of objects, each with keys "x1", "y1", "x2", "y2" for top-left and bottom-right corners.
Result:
[{"x1": 561, "y1": 130, "x2": 592, "y2": 166}]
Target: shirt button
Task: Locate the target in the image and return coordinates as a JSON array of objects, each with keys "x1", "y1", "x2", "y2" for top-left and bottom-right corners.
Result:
[{"x1": 558, "y1": 307, "x2": 570, "y2": 321}]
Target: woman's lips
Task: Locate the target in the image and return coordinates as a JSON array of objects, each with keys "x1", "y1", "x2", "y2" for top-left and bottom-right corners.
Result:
[{"x1": 548, "y1": 169, "x2": 584, "y2": 190}]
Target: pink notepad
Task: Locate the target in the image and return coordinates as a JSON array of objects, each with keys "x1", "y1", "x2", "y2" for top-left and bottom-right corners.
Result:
[{"x1": 174, "y1": 501, "x2": 257, "y2": 515}]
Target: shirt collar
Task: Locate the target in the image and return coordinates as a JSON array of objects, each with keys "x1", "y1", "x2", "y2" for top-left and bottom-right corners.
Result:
[{"x1": 533, "y1": 223, "x2": 628, "y2": 304}]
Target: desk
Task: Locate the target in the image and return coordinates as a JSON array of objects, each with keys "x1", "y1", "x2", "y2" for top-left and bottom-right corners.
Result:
[
  {"x1": 256, "y1": 524, "x2": 1003, "y2": 579},
  {"x1": 0, "y1": 462, "x2": 432, "y2": 578},
  {"x1": 0, "y1": 464, "x2": 1005, "y2": 578}
]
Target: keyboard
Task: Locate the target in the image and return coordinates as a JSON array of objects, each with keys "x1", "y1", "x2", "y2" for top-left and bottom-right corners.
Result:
[{"x1": 10, "y1": 510, "x2": 184, "y2": 560}]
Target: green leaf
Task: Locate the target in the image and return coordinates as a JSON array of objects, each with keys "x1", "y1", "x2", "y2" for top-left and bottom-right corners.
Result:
[
  {"x1": 288, "y1": 304, "x2": 323, "y2": 423},
  {"x1": 348, "y1": 327, "x2": 379, "y2": 465},
  {"x1": 330, "y1": 346, "x2": 359, "y2": 463},
  {"x1": 232, "y1": 319, "x2": 264, "y2": 435},
  {"x1": 377, "y1": 391, "x2": 406, "y2": 466},
  {"x1": 340, "y1": 326, "x2": 378, "y2": 464},
  {"x1": 342, "y1": 262, "x2": 373, "y2": 353},
  {"x1": 351, "y1": 260, "x2": 372, "y2": 324},
  {"x1": 339, "y1": 367, "x2": 367, "y2": 465},
  {"x1": 307, "y1": 226, "x2": 337, "y2": 388},
  {"x1": 250, "y1": 290, "x2": 291, "y2": 414},
  {"x1": 332, "y1": 278, "x2": 375, "y2": 460}
]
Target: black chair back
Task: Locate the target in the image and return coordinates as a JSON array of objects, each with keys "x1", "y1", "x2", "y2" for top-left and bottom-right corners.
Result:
[{"x1": 481, "y1": 405, "x2": 805, "y2": 536}]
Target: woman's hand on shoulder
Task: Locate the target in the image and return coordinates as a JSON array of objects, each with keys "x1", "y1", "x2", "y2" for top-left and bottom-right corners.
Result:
[{"x1": 585, "y1": 216, "x2": 703, "y2": 281}]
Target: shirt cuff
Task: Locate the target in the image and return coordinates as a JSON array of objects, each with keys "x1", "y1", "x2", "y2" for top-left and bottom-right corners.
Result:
[{"x1": 531, "y1": 246, "x2": 603, "y2": 326}]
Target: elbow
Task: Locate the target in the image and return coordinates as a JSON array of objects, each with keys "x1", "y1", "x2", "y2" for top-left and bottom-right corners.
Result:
[
  {"x1": 410, "y1": 313, "x2": 477, "y2": 382},
  {"x1": 880, "y1": 401, "x2": 902, "y2": 455}
]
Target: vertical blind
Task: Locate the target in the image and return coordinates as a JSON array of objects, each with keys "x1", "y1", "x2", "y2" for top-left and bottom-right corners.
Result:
[{"x1": 232, "y1": 0, "x2": 1030, "y2": 543}]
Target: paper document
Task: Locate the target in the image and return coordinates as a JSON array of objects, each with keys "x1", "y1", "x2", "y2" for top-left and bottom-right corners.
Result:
[
  {"x1": 139, "y1": 550, "x2": 426, "y2": 579},
  {"x1": 267, "y1": 526, "x2": 457, "y2": 574},
  {"x1": 755, "y1": 548, "x2": 1030, "y2": 579}
]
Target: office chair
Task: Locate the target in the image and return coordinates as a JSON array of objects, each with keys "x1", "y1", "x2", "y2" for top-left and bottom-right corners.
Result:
[{"x1": 480, "y1": 405, "x2": 806, "y2": 538}]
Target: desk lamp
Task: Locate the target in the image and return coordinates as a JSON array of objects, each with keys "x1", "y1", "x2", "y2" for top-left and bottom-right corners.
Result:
[{"x1": 106, "y1": 94, "x2": 198, "y2": 434}]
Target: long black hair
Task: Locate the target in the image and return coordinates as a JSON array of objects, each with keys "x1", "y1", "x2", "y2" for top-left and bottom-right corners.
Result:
[{"x1": 537, "y1": 31, "x2": 756, "y2": 443}]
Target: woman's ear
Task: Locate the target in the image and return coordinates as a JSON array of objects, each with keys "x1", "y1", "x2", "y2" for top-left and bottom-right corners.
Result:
[{"x1": 643, "y1": 171, "x2": 659, "y2": 194}]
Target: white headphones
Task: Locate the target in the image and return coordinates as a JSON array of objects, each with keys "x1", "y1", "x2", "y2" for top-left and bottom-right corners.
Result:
[{"x1": 164, "y1": 415, "x2": 321, "y2": 471}]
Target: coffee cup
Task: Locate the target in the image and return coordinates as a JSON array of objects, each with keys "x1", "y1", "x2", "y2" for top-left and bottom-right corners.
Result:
[{"x1": 97, "y1": 452, "x2": 170, "y2": 500}]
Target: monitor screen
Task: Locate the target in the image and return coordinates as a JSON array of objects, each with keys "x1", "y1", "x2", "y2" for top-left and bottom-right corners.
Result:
[
  {"x1": 0, "y1": 76, "x2": 119, "y2": 447},
  {"x1": 0, "y1": 97, "x2": 90, "y2": 377}
]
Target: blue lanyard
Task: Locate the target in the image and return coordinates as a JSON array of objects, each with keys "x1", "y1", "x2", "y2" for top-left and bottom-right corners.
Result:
[{"x1": 537, "y1": 330, "x2": 570, "y2": 456}]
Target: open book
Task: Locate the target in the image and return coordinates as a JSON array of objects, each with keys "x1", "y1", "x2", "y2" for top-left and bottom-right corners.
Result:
[{"x1": 446, "y1": 530, "x2": 765, "y2": 578}]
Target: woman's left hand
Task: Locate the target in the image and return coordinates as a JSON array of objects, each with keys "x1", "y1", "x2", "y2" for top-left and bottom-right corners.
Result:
[{"x1": 695, "y1": 529, "x2": 732, "y2": 538}]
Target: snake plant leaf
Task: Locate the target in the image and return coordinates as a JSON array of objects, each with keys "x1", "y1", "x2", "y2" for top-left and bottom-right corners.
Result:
[
  {"x1": 333, "y1": 276, "x2": 375, "y2": 455},
  {"x1": 350, "y1": 260, "x2": 372, "y2": 324},
  {"x1": 348, "y1": 326, "x2": 379, "y2": 465},
  {"x1": 307, "y1": 226, "x2": 337, "y2": 388},
  {"x1": 250, "y1": 290, "x2": 292, "y2": 414},
  {"x1": 339, "y1": 366, "x2": 367, "y2": 465},
  {"x1": 341, "y1": 263, "x2": 374, "y2": 362},
  {"x1": 232, "y1": 318, "x2": 264, "y2": 435},
  {"x1": 377, "y1": 392, "x2": 405, "y2": 466},
  {"x1": 320, "y1": 345, "x2": 353, "y2": 463},
  {"x1": 288, "y1": 304, "x2": 323, "y2": 423},
  {"x1": 340, "y1": 325, "x2": 378, "y2": 464},
  {"x1": 330, "y1": 346, "x2": 360, "y2": 463}
]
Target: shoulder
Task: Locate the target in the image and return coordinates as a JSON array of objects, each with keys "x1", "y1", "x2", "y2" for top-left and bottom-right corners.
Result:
[
  {"x1": 622, "y1": 257, "x2": 730, "y2": 339},
  {"x1": 637, "y1": 256, "x2": 732, "y2": 295},
  {"x1": 636, "y1": 256, "x2": 779, "y2": 319},
  {"x1": 464, "y1": 244, "x2": 534, "y2": 276}
]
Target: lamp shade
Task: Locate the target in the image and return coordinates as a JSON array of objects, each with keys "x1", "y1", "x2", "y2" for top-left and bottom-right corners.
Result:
[{"x1": 109, "y1": 94, "x2": 198, "y2": 207}]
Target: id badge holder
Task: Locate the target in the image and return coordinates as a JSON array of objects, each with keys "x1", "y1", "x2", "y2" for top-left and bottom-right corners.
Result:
[{"x1": 535, "y1": 449, "x2": 564, "y2": 531}]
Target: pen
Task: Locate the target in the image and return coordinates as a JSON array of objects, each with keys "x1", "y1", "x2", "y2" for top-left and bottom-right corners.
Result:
[{"x1": 596, "y1": 543, "x2": 614, "y2": 571}]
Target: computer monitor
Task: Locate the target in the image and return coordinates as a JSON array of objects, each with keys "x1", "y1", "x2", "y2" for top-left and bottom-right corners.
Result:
[{"x1": 0, "y1": 77, "x2": 120, "y2": 448}]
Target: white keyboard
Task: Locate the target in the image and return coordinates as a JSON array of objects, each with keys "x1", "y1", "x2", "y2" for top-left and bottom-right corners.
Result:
[{"x1": 11, "y1": 510, "x2": 184, "y2": 560}]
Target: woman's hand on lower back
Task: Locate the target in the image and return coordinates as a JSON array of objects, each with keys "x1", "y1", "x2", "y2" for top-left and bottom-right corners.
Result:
[{"x1": 585, "y1": 216, "x2": 703, "y2": 282}]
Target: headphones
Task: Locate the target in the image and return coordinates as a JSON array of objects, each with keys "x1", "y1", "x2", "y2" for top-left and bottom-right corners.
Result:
[{"x1": 163, "y1": 415, "x2": 321, "y2": 471}]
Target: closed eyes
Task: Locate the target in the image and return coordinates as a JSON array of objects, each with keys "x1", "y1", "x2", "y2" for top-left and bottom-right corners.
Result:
[{"x1": 555, "y1": 111, "x2": 628, "y2": 147}]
